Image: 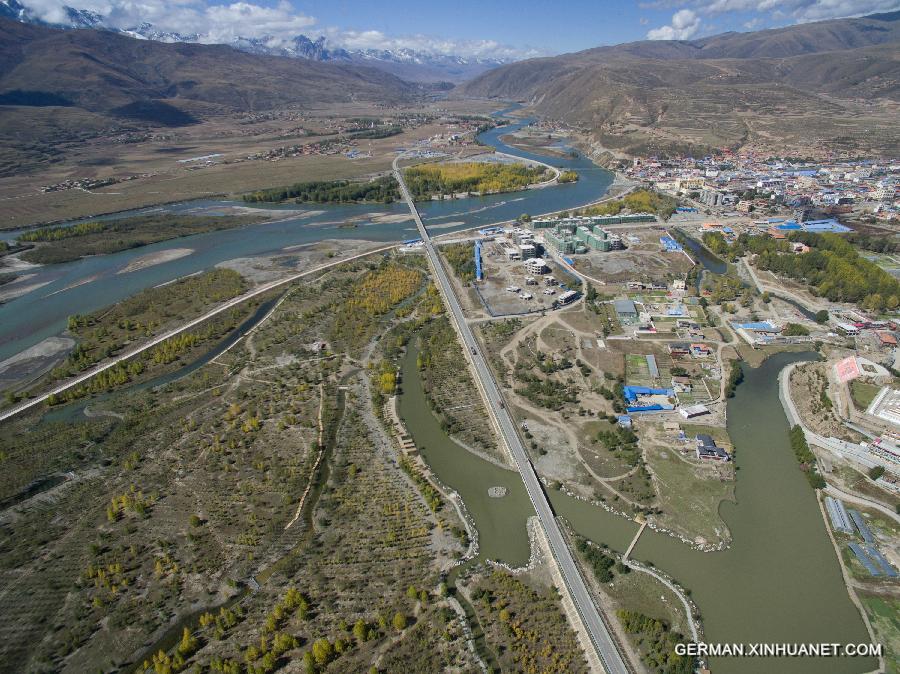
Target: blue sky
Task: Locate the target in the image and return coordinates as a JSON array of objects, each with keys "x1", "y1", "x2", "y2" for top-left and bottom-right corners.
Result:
[
  {"x1": 266, "y1": 0, "x2": 900, "y2": 54},
  {"x1": 23, "y1": 0, "x2": 900, "y2": 58}
]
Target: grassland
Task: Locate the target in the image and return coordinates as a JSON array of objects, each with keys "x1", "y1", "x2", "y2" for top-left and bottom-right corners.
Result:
[
  {"x1": 644, "y1": 442, "x2": 734, "y2": 546},
  {"x1": 18, "y1": 214, "x2": 268, "y2": 265},
  {"x1": 860, "y1": 595, "x2": 900, "y2": 674},
  {"x1": 850, "y1": 380, "x2": 882, "y2": 411},
  {"x1": 414, "y1": 315, "x2": 506, "y2": 465},
  {"x1": 0, "y1": 104, "x2": 447, "y2": 230},
  {"x1": 442, "y1": 242, "x2": 477, "y2": 284},
  {"x1": 404, "y1": 161, "x2": 548, "y2": 200}
]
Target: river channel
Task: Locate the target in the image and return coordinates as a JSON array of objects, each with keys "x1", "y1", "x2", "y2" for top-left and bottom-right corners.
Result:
[
  {"x1": 0, "y1": 108, "x2": 612, "y2": 363},
  {"x1": 398, "y1": 345, "x2": 874, "y2": 673}
]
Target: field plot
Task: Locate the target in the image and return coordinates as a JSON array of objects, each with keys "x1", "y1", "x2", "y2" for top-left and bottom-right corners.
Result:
[{"x1": 625, "y1": 352, "x2": 673, "y2": 388}]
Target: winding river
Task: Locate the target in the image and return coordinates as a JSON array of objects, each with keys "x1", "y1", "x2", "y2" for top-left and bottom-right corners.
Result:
[
  {"x1": 0, "y1": 109, "x2": 611, "y2": 363},
  {"x1": 400, "y1": 345, "x2": 874, "y2": 673},
  {"x1": 3, "y1": 103, "x2": 874, "y2": 672}
]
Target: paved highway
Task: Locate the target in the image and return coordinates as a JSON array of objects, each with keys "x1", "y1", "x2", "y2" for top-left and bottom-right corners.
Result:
[{"x1": 392, "y1": 156, "x2": 628, "y2": 674}]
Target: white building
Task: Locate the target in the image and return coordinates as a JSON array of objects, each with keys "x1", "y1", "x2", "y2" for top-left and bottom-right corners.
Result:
[{"x1": 524, "y1": 257, "x2": 548, "y2": 275}]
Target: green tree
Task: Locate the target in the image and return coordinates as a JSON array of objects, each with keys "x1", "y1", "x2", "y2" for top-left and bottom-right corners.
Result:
[
  {"x1": 353, "y1": 618, "x2": 368, "y2": 643},
  {"x1": 392, "y1": 612, "x2": 408, "y2": 632},
  {"x1": 178, "y1": 627, "x2": 198, "y2": 655},
  {"x1": 312, "y1": 638, "x2": 333, "y2": 665}
]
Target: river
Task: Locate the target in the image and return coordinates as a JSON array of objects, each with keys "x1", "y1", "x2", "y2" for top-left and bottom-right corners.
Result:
[
  {"x1": 0, "y1": 110, "x2": 612, "y2": 363},
  {"x1": 398, "y1": 346, "x2": 875, "y2": 674}
]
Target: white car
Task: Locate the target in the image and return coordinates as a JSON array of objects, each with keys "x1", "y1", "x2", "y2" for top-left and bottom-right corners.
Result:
[
  {"x1": 506, "y1": 286, "x2": 521, "y2": 293},
  {"x1": 519, "y1": 292, "x2": 533, "y2": 300},
  {"x1": 543, "y1": 288, "x2": 555, "y2": 295}
]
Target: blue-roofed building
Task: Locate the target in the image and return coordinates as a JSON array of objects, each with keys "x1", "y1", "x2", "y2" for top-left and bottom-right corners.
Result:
[
  {"x1": 848, "y1": 510, "x2": 874, "y2": 543},
  {"x1": 731, "y1": 321, "x2": 781, "y2": 333},
  {"x1": 660, "y1": 236, "x2": 683, "y2": 252},
  {"x1": 474, "y1": 241, "x2": 483, "y2": 281},
  {"x1": 849, "y1": 543, "x2": 882, "y2": 576},
  {"x1": 801, "y1": 219, "x2": 852, "y2": 233},
  {"x1": 825, "y1": 497, "x2": 855, "y2": 534}
]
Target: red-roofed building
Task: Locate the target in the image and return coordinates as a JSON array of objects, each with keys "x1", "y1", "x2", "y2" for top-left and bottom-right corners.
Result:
[{"x1": 877, "y1": 331, "x2": 898, "y2": 347}]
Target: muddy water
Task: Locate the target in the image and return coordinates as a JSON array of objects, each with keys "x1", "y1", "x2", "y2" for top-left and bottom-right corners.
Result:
[{"x1": 399, "y1": 345, "x2": 875, "y2": 673}]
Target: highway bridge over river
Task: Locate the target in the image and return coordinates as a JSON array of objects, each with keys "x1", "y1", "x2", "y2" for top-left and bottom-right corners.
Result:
[{"x1": 392, "y1": 155, "x2": 629, "y2": 674}]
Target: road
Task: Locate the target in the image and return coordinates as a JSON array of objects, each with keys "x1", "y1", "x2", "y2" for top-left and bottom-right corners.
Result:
[
  {"x1": 779, "y1": 363, "x2": 883, "y2": 471},
  {"x1": 392, "y1": 155, "x2": 629, "y2": 674},
  {"x1": 0, "y1": 244, "x2": 396, "y2": 424}
]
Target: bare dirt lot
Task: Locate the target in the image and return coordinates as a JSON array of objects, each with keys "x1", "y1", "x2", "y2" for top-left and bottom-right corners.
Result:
[{"x1": 570, "y1": 230, "x2": 694, "y2": 286}]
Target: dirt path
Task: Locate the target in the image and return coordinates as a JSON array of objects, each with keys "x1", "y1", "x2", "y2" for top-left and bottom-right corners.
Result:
[{"x1": 284, "y1": 383, "x2": 326, "y2": 530}]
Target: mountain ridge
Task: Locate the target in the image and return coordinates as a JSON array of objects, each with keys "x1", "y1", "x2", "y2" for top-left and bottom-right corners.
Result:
[
  {"x1": 459, "y1": 12, "x2": 900, "y2": 157},
  {"x1": 0, "y1": 0, "x2": 507, "y2": 82}
]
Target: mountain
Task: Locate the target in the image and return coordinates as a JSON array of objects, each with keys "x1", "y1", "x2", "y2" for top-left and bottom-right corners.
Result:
[
  {"x1": 0, "y1": 0, "x2": 507, "y2": 83},
  {"x1": 459, "y1": 12, "x2": 900, "y2": 157},
  {"x1": 0, "y1": 18, "x2": 415, "y2": 122}
]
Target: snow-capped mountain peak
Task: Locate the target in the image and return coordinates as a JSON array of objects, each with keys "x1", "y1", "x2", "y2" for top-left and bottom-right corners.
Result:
[{"x1": 1, "y1": 2, "x2": 513, "y2": 82}]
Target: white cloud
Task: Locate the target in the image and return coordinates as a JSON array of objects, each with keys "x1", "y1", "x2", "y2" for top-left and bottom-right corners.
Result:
[
  {"x1": 323, "y1": 28, "x2": 541, "y2": 60},
  {"x1": 642, "y1": 0, "x2": 900, "y2": 24},
  {"x1": 18, "y1": 0, "x2": 540, "y2": 60},
  {"x1": 646, "y1": 8, "x2": 702, "y2": 39}
]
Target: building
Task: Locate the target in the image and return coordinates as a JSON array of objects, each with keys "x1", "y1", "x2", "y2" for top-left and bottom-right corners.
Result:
[
  {"x1": 824, "y1": 497, "x2": 855, "y2": 534},
  {"x1": 877, "y1": 331, "x2": 898, "y2": 347},
  {"x1": 535, "y1": 214, "x2": 640, "y2": 255},
  {"x1": 524, "y1": 257, "x2": 548, "y2": 275},
  {"x1": 680, "y1": 404, "x2": 710, "y2": 419},
  {"x1": 668, "y1": 343, "x2": 691, "y2": 357},
  {"x1": 554, "y1": 290, "x2": 579, "y2": 307},
  {"x1": 660, "y1": 236, "x2": 683, "y2": 252},
  {"x1": 696, "y1": 434, "x2": 730, "y2": 461},
  {"x1": 614, "y1": 299, "x2": 638, "y2": 320},
  {"x1": 672, "y1": 376, "x2": 693, "y2": 393}
]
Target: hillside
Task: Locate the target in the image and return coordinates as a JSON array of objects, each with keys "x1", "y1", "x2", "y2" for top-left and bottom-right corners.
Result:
[
  {"x1": 459, "y1": 12, "x2": 900, "y2": 157},
  {"x1": 0, "y1": 19, "x2": 415, "y2": 123}
]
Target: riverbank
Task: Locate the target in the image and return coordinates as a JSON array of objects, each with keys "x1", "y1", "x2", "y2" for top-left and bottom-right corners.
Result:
[{"x1": 400, "y1": 338, "x2": 875, "y2": 672}]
